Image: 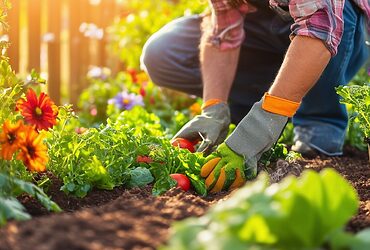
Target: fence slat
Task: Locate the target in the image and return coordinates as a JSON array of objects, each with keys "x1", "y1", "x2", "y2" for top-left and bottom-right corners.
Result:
[
  {"x1": 79, "y1": 0, "x2": 90, "y2": 90},
  {"x1": 7, "y1": 0, "x2": 20, "y2": 72},
  {"x1": 47, "y1": 0, "x2": 61, "y2": 105},
  {"x1": 68, "y1": 0, "x2": 82, "y2": 106},
  {"x1": 27, "y1": 0, "x2": 41, "y2": 72},
  {"x1": 98, "y1": 0, "x2": 116, "y2": 67},
  {"x1": 7, "y1": 0, "x2": 121, "y2": 105}
]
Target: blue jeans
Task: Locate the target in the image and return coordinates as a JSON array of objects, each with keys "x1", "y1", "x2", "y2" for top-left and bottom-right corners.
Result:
[{"x1": 141, "y1": 0, "x2": 368, "y2": 156}]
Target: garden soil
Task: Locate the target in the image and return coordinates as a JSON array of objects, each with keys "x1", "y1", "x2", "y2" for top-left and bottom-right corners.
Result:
[{"x1": 0, "y1": 147, "x2": 369, "y2": 250}]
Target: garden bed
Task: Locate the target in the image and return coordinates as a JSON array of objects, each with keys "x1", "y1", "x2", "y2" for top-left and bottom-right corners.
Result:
[{"x1": 0, "y1": 147, "x2": 369, "y2": 250}]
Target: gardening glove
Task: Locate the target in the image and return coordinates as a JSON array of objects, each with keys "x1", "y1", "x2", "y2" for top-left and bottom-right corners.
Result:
[
  {"x1": 173, "y1": 100, "x2": 231, "y2": 155},
  {"x1": 201, "y1": 143, "x2": 246, "y2": 193},
  {"x1": 207, "y1": 0, "x2": 256, "y2": 50},
  {"x1": 200, "y1": 93, "x2": 301, "y2": 192}
]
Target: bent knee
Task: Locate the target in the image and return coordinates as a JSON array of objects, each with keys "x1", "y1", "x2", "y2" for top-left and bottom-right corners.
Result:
[{"x1": 140, "y1": 32, "x2": 172, "y2": 85}]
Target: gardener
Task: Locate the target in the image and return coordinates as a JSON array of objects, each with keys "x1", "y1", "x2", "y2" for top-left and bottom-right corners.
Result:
[{"x1": 141, "y1": 0, "x2": 369, "y2": 192}]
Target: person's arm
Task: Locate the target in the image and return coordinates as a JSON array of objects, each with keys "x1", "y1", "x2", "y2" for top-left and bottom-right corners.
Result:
[
  {"x1": 172, "y1": 1, "x2": 254, "y2": 153},
  {"x1": 200, "y1": 37, "x2": 241, "y2": 102},
  {"x1": 201, "y1": 36, "x2": 332, "y2": 192},
  {"x1": 268, "y1": 35, "x2": 331, "y2": 102}
]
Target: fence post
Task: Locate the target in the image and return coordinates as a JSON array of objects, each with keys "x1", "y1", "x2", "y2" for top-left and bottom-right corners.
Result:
[
  {"x1": 47, "y1": 0, "x2": 61, "y2": 105},
  {"x1": 7, "y1": 0, "x2": 20, "y2": 73},
  {"x1": 68, "y1": 0, "x2": 90, "y2": 107},
  {"x1": 68, "y1": 0, "x2": 82, "y2": 106},
  {"x1": 79, "y1": 0, "x2": 90, "y2": 91},
  {"x1": 27, "y1": 0, "x2": 41, "y2": 72},
  {"x1": 98, "y1": 0, "x2": 116, "y2": 67}
]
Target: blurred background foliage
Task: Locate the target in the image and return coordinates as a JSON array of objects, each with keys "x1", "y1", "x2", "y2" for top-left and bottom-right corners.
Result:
[{"x1": 108, "y1": 0, "x2": 207, "y2": 68}]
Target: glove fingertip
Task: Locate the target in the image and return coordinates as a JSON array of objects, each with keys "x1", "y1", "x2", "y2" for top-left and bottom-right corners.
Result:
[
  {"x1": 205, "y1": 171, "x2": 216, "y2": 189},
  {"x1": 229, "y1": 168, "x2": 246, "y2": 190},
  {"x1": 201, "y1": 157, "x2": 221, "y2": 178},
  {"x1": 210, "y1": 168, "x2": 226, "y2": 193}
]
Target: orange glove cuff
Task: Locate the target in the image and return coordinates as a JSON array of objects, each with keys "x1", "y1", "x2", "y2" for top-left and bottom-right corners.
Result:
[
  {"x1": 201, "y1": 99, "x2": 226, "y2": 110},
  {"x1": 262, "y1": 93, "x2": 301, "y2": 117}
]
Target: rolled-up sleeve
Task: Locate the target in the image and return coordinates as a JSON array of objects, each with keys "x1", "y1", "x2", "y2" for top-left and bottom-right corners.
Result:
[
  {"x1": 206, "y1": 0, "x2": 249, "y2": 51},
  {"x1": 288, "y1": 0, "x2": 345, "y2": 56}
]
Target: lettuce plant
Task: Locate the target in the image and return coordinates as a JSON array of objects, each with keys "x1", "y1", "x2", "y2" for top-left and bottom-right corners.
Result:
[{"x1": 163, "y1": 169, "x2": 370, "y2": 250}]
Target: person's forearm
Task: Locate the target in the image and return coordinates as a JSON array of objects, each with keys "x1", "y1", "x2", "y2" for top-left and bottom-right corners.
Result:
[
  {"x1": 200, "y1": 16, "x2": 241, "y2": 102},
  {"x1": 269, "y1": 36, "x2": 331, "y2": 102},
  {"x1": 200, "y1": 44, "x2": 240, "y2": 101}
]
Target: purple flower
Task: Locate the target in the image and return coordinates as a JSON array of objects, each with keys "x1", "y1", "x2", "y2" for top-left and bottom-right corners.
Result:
[
  {"x1": 87, "y1": 66, "x2": 111, "y2": 80},
  {"x1": 108, "y1": 91, "x2": 144, "y2": 110}
]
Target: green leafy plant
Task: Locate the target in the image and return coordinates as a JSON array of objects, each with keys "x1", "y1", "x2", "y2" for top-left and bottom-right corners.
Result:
[
  {"x1": 336, "y1": 85, "x2": 370, "y2": 141},
  {"x1": 47, "y1": 105, "x2": 206, "y2": 197},
  {"x1": 260, "y1": 142, "x2": 301, "y2": 167},
  {"x1": 162, "y1": 169, "x2": 370, "y2": 250},
  {"x1": 0, "y1": 173, "x2": 61, "y2": 226}
]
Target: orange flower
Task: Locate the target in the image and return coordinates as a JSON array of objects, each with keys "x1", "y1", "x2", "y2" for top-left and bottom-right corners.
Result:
[
  {"x1": 16, "y1": 88, "x2": 58, "y2": 131},
  {"x1": 189, "y1": 102, "x2": 201, "y2": 116},
  {"x1": 17, "y1": 125, "x2": 48, "y2": 172},
  {"x1": 0, "y1": 120, "x2": 24, "y2": 160},
  {"x1": 136, "y1": 72, "x2": 149, "y2": 85}
]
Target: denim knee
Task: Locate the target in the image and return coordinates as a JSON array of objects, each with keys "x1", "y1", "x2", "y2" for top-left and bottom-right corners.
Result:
[
  {"x1": 294, "y1": 123, "x2": 346, "y2": 156},
  {"x1": 140, "y1": 33, "x2": 171, "y2": 87}
]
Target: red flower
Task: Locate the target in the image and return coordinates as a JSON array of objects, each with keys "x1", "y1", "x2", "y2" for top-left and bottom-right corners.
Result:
[
  {"x1": 16, "y1": 89, "x2": 58, "y2": 131},
  {"x1": 127, "y1": 68, "x2": 138, "y2": 83},
  {"x1": 139, "y1": 87, "x2": 146, "y2": 97}
]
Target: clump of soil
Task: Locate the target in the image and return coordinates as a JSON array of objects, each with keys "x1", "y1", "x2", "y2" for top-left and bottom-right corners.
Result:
[{"x1": 0, "y1": 147, "x2": 368, "y2": 250}]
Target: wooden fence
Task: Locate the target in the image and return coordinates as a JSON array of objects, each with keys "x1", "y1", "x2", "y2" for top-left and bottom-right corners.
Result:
[{"x1": 7, "y1": 0, "x2": 121, "y2": 105}]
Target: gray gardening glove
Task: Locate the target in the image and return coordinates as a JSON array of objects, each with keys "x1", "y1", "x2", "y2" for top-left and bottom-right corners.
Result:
[
  {"x1": 199, "y1": 100, "x2": 289, "y2": 192},
  {"x1": 173, "y1": 103, "x2": 231, "y2": 154},
  {"x1": 225, "y1": 100, "x2": 288, "y2": 178},
  {"x1": 199, "y1": 94, "x2": 300, "y2": 192}
]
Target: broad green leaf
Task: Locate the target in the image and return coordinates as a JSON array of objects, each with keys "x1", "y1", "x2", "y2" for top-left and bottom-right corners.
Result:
[
  {"x1": 163, "y1": 170, "x2": 361, "y2": 249},
  {"x1": 0, "y1": 197, "x2": 30, "y2": 226},
  {"x1": 128, "y1": 167, "x2": 154, "y2": 188}
]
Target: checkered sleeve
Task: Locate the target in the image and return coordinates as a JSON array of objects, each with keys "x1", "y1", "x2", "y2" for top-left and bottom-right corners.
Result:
[
  {"x1": 286, "y1": 0, "x2": 345, "y2": 56},
  {"x1": 207, "y1": 0, "x2": 250, "y2": 50}
]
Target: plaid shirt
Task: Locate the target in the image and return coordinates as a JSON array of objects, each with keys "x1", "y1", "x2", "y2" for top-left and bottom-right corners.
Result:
[
  {"x1": 209, "y1": 0, "x2": 370, "y2": 55},
  {"x1": 207, "y1": 0, "x2": 252, "y2": 50}
]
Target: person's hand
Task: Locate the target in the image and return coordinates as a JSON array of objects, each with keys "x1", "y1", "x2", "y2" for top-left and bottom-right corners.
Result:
[
  {"x1": 200, "y1": 143, "x2": 247, "y2": 193},
  {"x1": 173, "y1": 102, "x2": 230, "y2": 155},
  {"x1": 200, "y1": 93, "x2": 300, "y2": 193}
]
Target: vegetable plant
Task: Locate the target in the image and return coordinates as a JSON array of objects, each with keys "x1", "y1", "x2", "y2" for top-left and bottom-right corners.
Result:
[
  {"x1": 47, "y1": 105, "x2": 207, "y2": 197},
  {"x1": 336, "y1": 85, "x2": 370, "y2": 141},
  {"x1": 170, "y1": 173, "x2": 191, "y2": 191},
  {"x1": 162, "y1": 169, "x2": 370, "y2": 250},
  {"x1": 171, "y1": 138, "x2": 196, "y2": 153}
]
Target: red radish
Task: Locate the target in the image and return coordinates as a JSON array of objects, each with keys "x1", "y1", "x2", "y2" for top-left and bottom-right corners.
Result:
[
  {"x1": 136, "y1": 155, "x2": 153, "y2": 164},
  {"x1": 171, "y1": 138, "x2": 195, "y2": 153},
  {"x1": 170, "y1": 174, "x2": 191, "y2": 191}
]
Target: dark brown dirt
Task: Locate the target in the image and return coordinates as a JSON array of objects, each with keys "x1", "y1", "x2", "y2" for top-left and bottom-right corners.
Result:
[{"x1": 0, "y1": 147, "x2": 369, "y2": 250}]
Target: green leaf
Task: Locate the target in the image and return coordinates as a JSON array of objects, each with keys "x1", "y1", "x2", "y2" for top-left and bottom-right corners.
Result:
[
  {"x1": 0, "y1": 196, "x2": 30, "y2": 226},
  {"x1": 128, "y1": 167, "x2": 154, "y2": 188},
  {"x1": 163, "y1": 169, "x2": 360, "y2": 249},
  {"x1": 152, "y1": 175, "x2": 177, "y2": 196},
  {"x1": 0, "y1": 173, "x2": 61, "y2": 226}
]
